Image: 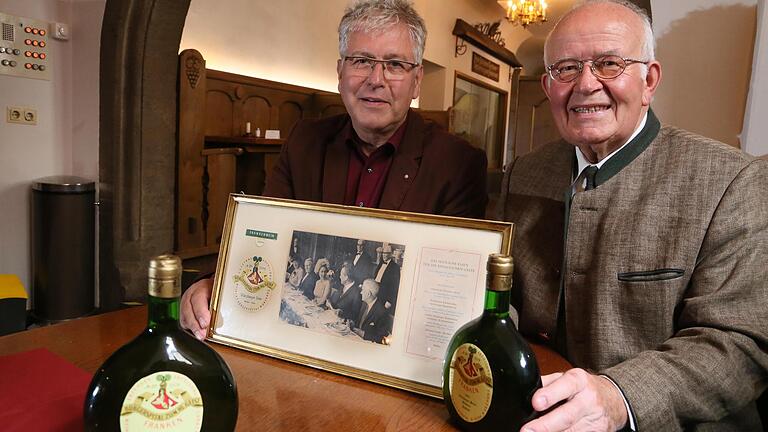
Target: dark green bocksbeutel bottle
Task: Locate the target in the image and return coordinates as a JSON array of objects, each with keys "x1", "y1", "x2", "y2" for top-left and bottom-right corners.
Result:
[
  {"x1": 443, "y1": 253, "x2": 542, "y2": 431},
  {"x1": 84, "y1": 255, "x2": 238, "y2": 431}
]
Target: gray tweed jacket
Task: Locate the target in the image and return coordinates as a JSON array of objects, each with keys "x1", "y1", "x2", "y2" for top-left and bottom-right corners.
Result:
[{"x1": 498, "y1": 111, "x2": 768, "y2": 430}]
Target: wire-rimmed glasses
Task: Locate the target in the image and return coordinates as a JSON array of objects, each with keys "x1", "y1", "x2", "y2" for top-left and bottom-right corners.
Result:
[
  {"x1": 546, "y1": 55, "x2": 648, "y2": 83},
  {"x1": 342, "y1": 56, "x2": 420, "y2": 81}
]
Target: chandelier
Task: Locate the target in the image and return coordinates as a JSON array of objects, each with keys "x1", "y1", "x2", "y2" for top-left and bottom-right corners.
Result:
[{"x1": 498, "y1": 0, "x2": 548, "y2": 28}]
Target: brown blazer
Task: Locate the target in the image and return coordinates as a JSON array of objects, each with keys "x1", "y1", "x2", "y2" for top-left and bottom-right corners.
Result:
[
  {"x1": 498, "y1": 124, "x2": 768, "y2": 430},
  {"x1": 263, "y1": 110, "x2": 488, "y2": 218}
]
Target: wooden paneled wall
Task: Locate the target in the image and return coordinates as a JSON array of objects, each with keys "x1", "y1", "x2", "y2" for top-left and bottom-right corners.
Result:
[{"x1": 177, "y1": 49, "x2": 345, "y2": 258}]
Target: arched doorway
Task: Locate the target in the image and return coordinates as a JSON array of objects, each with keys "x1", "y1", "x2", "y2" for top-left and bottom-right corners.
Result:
[{"x1": 98, "y1": 0, "x2": 191, "y2": 307}]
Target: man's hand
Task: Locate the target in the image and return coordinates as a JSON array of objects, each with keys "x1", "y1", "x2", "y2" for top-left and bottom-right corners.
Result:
[
  {"x1": 180, "y1": 276, "x2": 213, "y2": 340},
  {"x1": 521, "y1": 369, "x2": 628, "y2": 432}
]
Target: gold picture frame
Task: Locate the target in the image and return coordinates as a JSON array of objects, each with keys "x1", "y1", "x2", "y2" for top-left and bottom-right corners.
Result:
[{"x1": 207, "y1": 194, "x2": 513, "y2": 398}]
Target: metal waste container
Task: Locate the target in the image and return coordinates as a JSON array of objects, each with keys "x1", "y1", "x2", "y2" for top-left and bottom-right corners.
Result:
[{"x1": 32, "y1": 176, "x2": 95, "y2": 321}]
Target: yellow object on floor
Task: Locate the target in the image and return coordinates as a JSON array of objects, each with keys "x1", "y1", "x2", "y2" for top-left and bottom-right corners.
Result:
[
  {"x1": 0, "y1": 274, "x2": 27, "y2": 335},
  {"x1": 0, "y1": 274, "x2": 27, "y2": 300}
]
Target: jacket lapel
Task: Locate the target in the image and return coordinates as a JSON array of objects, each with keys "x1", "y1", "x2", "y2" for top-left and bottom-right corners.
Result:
[
  {"x1": 339, "y1": 284, "x2": 355, "y2": 301},
  {"x1": 379, "y1": 110, "x2": 424, "y2": 210}
]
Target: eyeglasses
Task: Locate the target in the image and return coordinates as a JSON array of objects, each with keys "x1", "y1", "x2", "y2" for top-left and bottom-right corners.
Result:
[
  {"x1": 546, "y1": 55, "x2": 648, "y2": 83},
  {"x1": 342, "y1": 56, "x2": 420, "y2": 81}
]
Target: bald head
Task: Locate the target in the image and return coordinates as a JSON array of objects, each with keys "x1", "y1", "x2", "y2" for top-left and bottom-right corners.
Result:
[
  {"x1": 544, "y1": 0, "x2": 654, "y2": 67},
  {"x1": 538, "y1": 0, "x2": 662, "y2": 161}
]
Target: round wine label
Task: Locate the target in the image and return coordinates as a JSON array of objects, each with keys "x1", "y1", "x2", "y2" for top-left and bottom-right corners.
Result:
[
  {"x1": 233, "y1": 255, "x2": 276, "y2": 312},
  {"x1": 448, "y1": 343, "x2": 494, "y2": 423},
  {"x1": 120, "y1": 371, "x2": 203, "y2": 431}
]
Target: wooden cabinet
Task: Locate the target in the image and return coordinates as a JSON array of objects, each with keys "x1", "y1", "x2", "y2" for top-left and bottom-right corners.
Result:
[{"x1": 177, "y1": 49, "x2": 345, "y2": 258}]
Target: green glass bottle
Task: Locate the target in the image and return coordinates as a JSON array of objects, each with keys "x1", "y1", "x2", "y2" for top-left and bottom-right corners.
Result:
[
  {"x1": 83, "y1": 255, "x2": 238, "y2": 431},
  {"x1": 443, "y1": 253, "x2": 542, "y2": 431}
]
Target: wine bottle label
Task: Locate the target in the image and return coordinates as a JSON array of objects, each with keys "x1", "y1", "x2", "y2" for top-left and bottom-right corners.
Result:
[
  {"x1": 233, "y1": 254, "x2": 276, "y2": 311},
  {"x1": 120, "y1": 371, "x2": 204, "y2": 431},
  {"x1": 448, "y1": 343, "x2": 493, "y2": 423}
]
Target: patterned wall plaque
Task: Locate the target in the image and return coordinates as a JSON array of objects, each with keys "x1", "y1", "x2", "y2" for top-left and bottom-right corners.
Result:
[{"x1": 471, "y1": 52, "x2": 500, "y2": 82}]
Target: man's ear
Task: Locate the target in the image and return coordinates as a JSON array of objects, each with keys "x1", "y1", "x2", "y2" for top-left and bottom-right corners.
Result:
[
  {"x1": 642, "y1": 61, "x2": 662, "y2": 106},
  {"x1": 540, "y1": 72, "x2": 552, "y2": 99},
  {"x1": 411, "y1": 65, "x2": 424, "y2": 100}
]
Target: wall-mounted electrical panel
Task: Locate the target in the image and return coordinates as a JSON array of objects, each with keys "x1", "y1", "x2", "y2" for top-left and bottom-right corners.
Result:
[{"x1": 0, "y1": 12, "x2": 51, "y2": 81}]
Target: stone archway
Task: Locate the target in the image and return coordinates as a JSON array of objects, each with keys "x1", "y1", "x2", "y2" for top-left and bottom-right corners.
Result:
[{"x1": 98, "y1": 0, "x2": 191, "y2": 307}]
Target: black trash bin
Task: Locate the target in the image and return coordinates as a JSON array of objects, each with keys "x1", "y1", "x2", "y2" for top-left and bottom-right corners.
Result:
[{"x1": 32, "y1": 176, "x2": 95, "y2": 322}]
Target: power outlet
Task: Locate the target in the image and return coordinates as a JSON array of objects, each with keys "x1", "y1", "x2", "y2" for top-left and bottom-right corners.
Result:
[
  {"x1": 23, "y1": 108, "x2": 37, "y2": 125},
  {"x1": 6, "y1": 106, "x2": 37, "y2": 125},
  {"x1": 7, "y1": 106, "x2": 23, "y2": 124}
]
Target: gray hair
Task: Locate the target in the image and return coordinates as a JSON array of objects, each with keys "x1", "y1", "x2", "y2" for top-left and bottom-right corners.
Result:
[
  {"x1": 544, "y1": 0, "x2": 655, "y2": 67},
  {"x1": 362, "y1": 278, "x2": 380, "y2": 297},
  {"x1": 338, "y1": 0, "x2": 427, "y2": 63}
]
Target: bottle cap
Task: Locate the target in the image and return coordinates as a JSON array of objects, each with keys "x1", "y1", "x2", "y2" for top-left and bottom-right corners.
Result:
[
  {"x1": 487, "y1": 253, "x2": 514, "y2": 275},
  {"x1": 148, "y1": 254, "x2": 182, "y2": 298},
  {"x1": 486, "y1": 253, "x2": 514, "y2": 292}
]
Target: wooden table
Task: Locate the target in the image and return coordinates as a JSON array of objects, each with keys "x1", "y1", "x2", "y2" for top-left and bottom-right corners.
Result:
[{"x1": 0, "y1": 306, "x2": 571, "y2": 431}]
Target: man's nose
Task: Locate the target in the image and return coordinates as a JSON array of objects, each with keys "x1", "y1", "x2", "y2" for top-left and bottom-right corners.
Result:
[
  {"x1": 573, "y1": 63, "x2": 603, "y2": 93},
  {"x1": 366, "y1": 62, "x2": 386, "y2": 85}
]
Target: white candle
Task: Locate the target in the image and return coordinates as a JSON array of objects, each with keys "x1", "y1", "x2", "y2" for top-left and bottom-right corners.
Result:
[{"x1": 246, "y1": 122, "x2": 251, "y2": 134}]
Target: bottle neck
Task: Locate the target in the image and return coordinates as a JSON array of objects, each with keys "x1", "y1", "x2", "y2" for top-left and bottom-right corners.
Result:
[
  {"x1": 147, "y1": 295, "x2": 181, "y2": 329},
  {"x1": 483, "y1": 288, "x2": 511, "y2": 318}
]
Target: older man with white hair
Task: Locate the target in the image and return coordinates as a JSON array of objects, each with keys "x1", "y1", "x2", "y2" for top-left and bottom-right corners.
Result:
[{"x1": 498, "y1": 0, "x2": 768, "y2": 430}]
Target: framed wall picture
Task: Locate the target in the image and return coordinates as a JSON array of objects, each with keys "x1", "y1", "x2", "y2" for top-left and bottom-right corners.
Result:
[{"x1": 207, "y1": 194, "x2": 513, "y2": 398}]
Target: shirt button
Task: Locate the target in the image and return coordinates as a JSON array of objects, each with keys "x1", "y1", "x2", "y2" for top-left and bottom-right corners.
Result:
[
  {"x1": 404, "y1": 174, "x2": 409, "y2": 179},
  {"x1": 367, "y1": 168, "x2": 373, "y2": 173}
]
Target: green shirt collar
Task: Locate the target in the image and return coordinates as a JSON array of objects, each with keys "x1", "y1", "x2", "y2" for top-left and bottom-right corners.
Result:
[{"x1": 590, "y1": 109, "x2": 660, "y2": 187}]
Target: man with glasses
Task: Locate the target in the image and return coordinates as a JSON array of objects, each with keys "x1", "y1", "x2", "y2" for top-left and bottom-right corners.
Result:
[
  {"x1": 180, "y1": 0, "x2": 487, "y2": 340},
  {"x1": 498, "y1": 1, "x2": 768, "y2": 430},
  {"x1": 263, "y1": 0, "x2": 487, "y2": 216}
]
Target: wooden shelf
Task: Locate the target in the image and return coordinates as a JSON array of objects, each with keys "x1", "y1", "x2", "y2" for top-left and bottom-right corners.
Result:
[
  {"x1": 452, "y1": 19, "x2": 522, "y2": 67},
  {"x1": 204, "y1": 135, "x2": 284, "y2": 147}
]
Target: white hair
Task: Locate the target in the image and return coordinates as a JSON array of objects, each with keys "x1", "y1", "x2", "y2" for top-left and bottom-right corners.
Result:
[
  {"x1": 338, "y1": 0, "x2": 427, "y2": 63},
  {"x1": 543, "y1": 0, "x2": 655, "y2": 82},
  {"x1": 362, "y1": 278, "x2": 380, "y2": 297}
]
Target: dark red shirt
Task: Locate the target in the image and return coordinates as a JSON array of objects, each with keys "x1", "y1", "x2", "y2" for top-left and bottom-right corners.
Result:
[{"x1": 343, "y1": 121, "x2": 407, "y2": 208}]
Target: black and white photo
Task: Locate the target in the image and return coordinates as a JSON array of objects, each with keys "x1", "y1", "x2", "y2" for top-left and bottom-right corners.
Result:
[{"x1": 279, "y1": 231, "x2": 405, "y2": 345}]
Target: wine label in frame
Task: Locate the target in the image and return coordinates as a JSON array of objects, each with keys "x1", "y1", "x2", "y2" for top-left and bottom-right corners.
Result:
[
  {"x1": 232, "y1": 254, "x2": 276, "y2": 311},
  {"x1": 120, "y1": 371, "x2": 204, "y2": 431},
  {"x1": 448, "y1": 343, "x2": 494, "y2": 423}
]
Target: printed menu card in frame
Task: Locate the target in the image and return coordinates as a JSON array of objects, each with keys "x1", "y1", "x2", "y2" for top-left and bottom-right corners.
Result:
[{"x1": 207, "y1": 194, "x2": 513, "y2": 398}]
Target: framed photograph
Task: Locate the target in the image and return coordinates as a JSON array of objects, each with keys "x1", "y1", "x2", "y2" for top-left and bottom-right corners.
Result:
[{"x1": 207, "y1": 194, "x2": 513, "y2": 398}]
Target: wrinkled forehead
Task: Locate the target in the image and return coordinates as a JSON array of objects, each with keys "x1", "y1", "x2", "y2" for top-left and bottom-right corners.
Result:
[{"x1": 545, "y1": 5, "x2": 644, "y2": 61}]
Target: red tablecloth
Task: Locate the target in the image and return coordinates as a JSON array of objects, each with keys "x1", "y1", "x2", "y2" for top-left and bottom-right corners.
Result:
[{"x1": 0, "y1": 348, "x2": 91, "y2": 432}]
